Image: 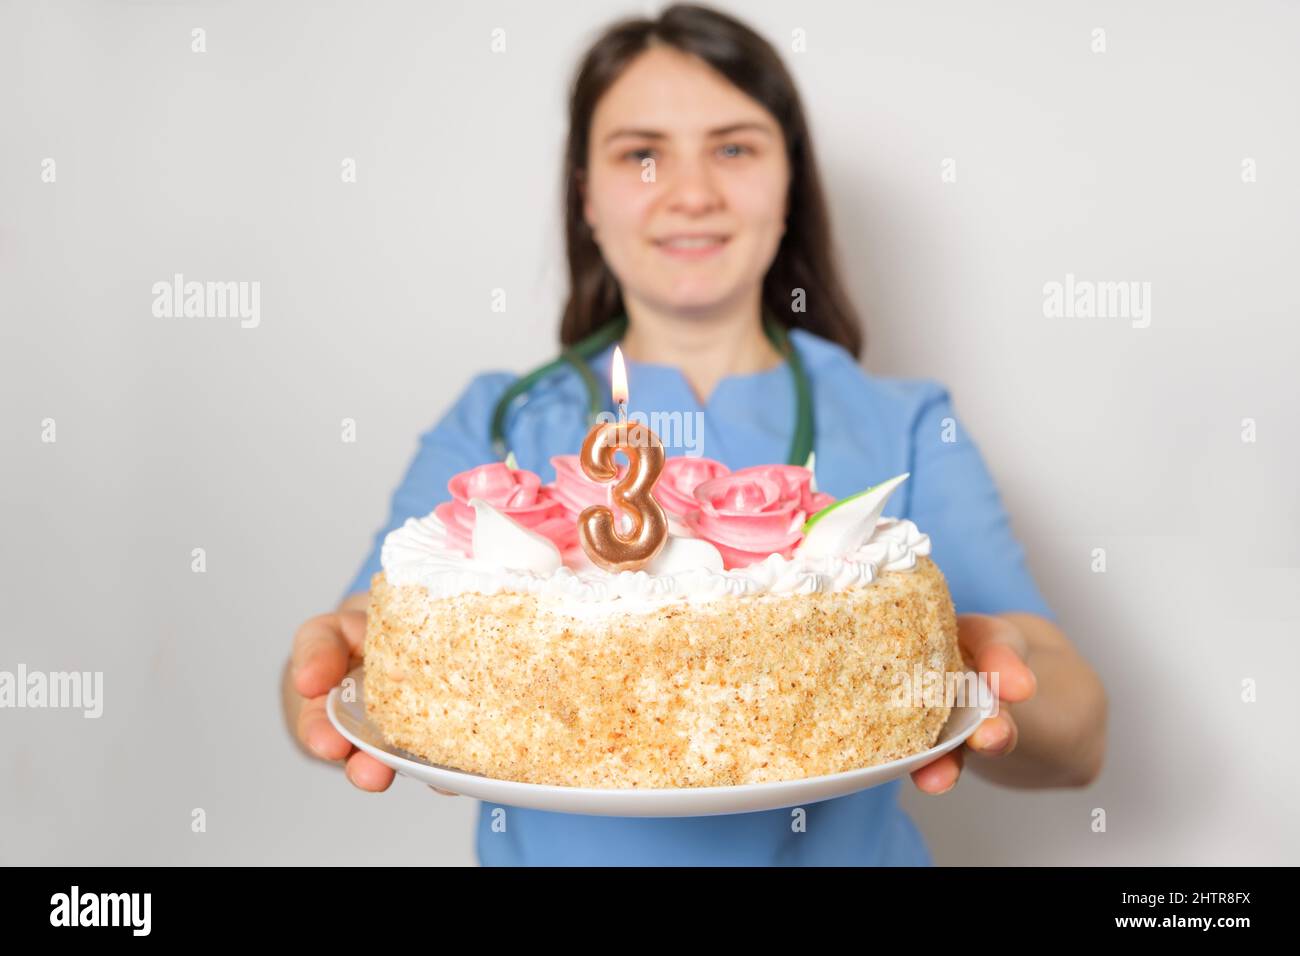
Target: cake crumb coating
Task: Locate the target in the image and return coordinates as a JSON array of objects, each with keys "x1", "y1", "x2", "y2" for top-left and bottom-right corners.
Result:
[{"x1": 363, "y1": 556, "x2": 962, "y2": 788}]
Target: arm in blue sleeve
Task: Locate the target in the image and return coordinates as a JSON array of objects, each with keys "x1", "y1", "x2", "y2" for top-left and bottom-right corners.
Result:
[
  {"x1": 904, "y1": 381, "x2": 1056, "y2": 622},
  {"x1": 341, "y1": 372, "x2": 514, "y2": 601}
]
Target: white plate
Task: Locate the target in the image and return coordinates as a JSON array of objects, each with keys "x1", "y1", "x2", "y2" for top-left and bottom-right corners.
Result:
[{"x1": 327, "y1": 665, "x2": 994, "y2": 817}]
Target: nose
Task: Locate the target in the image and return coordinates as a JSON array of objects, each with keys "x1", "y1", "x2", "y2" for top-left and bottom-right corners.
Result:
[{"x1": 663, "y1": 154, "x2": 723, "y2": 216}]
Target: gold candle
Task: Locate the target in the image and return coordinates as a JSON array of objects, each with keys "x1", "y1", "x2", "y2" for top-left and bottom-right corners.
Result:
[{"x1": 578, "y1": 347, "x2": 668, "y2": 572}]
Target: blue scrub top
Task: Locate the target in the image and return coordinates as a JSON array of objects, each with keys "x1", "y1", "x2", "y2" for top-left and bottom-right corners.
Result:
[{"x1": 344, "y1": 328, "x2": 1055, "y2": 866}]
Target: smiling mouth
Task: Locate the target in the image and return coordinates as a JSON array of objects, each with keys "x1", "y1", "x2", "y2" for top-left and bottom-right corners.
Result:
[{"x1": 652, "y1": 234, "x2": 730, "y2": 256}]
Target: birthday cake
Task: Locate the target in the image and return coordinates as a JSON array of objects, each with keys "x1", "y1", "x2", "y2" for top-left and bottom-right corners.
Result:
[{"x1": 361, "y1": 443, "x2": 962, "y2": 789}]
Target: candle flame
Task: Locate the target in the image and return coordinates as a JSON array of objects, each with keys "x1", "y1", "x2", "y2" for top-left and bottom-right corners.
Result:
[{"x1": 611, "y1": 346, "x2": 629, "y2": 405}]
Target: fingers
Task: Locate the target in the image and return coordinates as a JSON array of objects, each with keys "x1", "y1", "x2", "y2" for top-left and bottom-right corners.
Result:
[
  {"x1": 911, "y1": 711, "x2": 1018, "y2": 795},
  {"x1": 968, "y1": 711, "x2": 1019, "y2": 758},
  {"x1": 335, "y1": 609, "x2": 369, "y2": 656},
  {"x1": 291, "y1": 613, "x2": 357, "y2": 699},
  {"x1": 956, "y1": 614, "x2": 1037, "y2": 702},
  {"x1": 296, "y1": 694, "x2": 352, "y2": 761},
  {"x1": 911, "y1": 748, "x2": 964, "y2": 795},
  {"x1": 345, "y1": 751, "x2": 396, "y2": 792},
  {"x1": 290, "y1": 608, "x2": 395, "y2": 793},
  {"x1": 297, "y1": 693, "x2": 397, "y2": 792}
]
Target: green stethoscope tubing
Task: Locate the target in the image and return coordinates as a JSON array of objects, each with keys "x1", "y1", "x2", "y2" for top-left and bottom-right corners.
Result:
[{"x1": 489, "y1": 312, "x2": 815, "y2": 467}]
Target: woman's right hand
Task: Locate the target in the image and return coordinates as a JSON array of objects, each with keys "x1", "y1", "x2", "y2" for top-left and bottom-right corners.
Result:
[{"x1": 284, "y1": 600, "x2": 459, "y2": 796}]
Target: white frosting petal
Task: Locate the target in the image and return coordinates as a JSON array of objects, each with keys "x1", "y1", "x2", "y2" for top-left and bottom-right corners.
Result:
[
  {"x1": 646, "y1": 534, "x2": 725, "y2": 575},
  {"x1": 469, "y1": 498, "x2": 562, "y2": 575},
  {"x1": 665, "y1": 513, "x2": 694, "y2": 538},
  {"x1": 795, "y1": 472, "x2": 910, "y2": 560}
]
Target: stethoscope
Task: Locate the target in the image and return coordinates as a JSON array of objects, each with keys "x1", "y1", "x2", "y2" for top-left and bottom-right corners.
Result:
[{"x1": 490, "y1": 311, "x2": 815, "y2": 467}]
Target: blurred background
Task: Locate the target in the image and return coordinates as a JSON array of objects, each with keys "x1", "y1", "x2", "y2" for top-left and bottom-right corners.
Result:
[{"x1": 2, "y1": 0, "x2": 1296, "y2": 865}]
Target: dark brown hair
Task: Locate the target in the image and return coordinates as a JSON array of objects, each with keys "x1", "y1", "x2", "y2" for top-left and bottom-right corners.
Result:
[{"x1": 560, "y1": 3, "x2": 864, "y2": 357}]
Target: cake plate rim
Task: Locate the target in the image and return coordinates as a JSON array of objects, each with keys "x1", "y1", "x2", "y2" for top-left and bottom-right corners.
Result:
[{"x1": 326, "y1": 665, "x2": 994, "y2": 818}]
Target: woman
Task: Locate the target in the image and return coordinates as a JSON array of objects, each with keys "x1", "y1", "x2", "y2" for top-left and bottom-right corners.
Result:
[{"x1": 283, "y1": 4, "x2": 1107, "y2": 866}]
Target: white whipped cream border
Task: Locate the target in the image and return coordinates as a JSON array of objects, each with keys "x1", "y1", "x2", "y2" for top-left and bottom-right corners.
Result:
[{"x1": 380, "y1": 510, "x2": 931, "y2": 614}]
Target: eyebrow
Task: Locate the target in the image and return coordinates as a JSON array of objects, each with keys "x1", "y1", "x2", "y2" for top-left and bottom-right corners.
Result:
[{"x1": 601, "y1": 122, "x2": 775, "y2": 145}]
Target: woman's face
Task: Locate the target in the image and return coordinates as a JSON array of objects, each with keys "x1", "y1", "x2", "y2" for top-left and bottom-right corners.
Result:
[{"x1": 583, "y1": 46, "x2": 790, "y2": 317}]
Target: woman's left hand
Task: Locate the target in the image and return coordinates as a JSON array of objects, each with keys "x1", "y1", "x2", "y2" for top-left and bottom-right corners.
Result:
[{"x1": 909, "y1": 613, "x2": 1038, "y2": 794}]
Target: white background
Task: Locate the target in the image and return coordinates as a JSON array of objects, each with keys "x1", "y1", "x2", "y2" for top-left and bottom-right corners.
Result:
[{"x1": 2, "y1": 0, "x2": 1296, "y2": 865}]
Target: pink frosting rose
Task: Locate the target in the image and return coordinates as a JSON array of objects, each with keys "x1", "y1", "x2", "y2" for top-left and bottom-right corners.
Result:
[
  {"x1": 434, "y1": 462, "x2": 572, "y2": 557},
  {"x1": 547, "y1": 454, "x2": 624, "y2": 516},
  {"x1": 682, "y1": 464, "x2": 836, "y2": 569},
  {"x1": 551, "y1": 453, "x2": 731, "y2": 546},
  {"x1": 546, "y1": 454, "x2": 632, "y2": 550},
  {"x1": 652, "y1": 455, "x2": 731, "y2": 518}
]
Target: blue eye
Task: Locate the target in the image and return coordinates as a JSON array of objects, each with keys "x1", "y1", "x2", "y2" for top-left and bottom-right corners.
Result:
[{"x1": 719, "y1": 143, "x2": 752, "y2": 158}]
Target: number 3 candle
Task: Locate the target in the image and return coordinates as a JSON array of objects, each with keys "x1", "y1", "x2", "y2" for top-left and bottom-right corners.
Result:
[{"x1": 578, "y1": 346, "x2": 669, "y2": 572}]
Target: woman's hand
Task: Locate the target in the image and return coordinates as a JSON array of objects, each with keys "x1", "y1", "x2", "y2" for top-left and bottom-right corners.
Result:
[
  {"x1": 909, "y1": 613, "x2": 1038, "y2": 794},
  {"x1": 283, "y1": 600, "x2": 460, "y2": 797}
]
